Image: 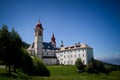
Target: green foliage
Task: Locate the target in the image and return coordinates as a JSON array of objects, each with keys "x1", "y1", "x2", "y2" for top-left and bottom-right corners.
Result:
[
  {"x1": 0, "y1": 25, "x2": 11, "y2": 63},
  {"x1": 85, "y1": 58, "x2": 98, "y2": 73},
  {"x1": 0, "y1": 25, "x2": 23, "y2": 73},
  {"x1": 75, "y1": 58, "x2": 84, "y2": 72},
  {"x1": 85, "y1": 58, "x2": 110, "y2": 74},
  {"x1": 0, "y1": 25, "x2": 49, "y2": 76},
  {"x1": 32, "y1": 57, "x2": 50, "y2": 76},
  {"x1": 20, "y1": 48, "x2": 50, "y2": 76},
  {"x1": 96, "y1": 60, "x2": 107, "y2": 73},
  {"x1": 22, "y1": 41, "x2": 30, "y2": 49},
  {"x1": 20, "y1": 48, "x2": 33, "y2": 75}
]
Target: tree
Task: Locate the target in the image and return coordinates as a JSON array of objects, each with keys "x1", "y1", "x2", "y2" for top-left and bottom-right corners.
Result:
[
  {"x1": 22, "y1": 41, "x2": 30, "y2": 49},
  {"x1": 20, "y1": 48, "x2": 34, "y2": 75},
  {"x1": 0, "y1": 25, "x2": 12, "y2": 73},
  {"x1": 9, "y1": 28, "x2": 23, "y2": 72},
  {"x1": 86, "y1": 58, "x2": 108, "y2": 74},
  {"x1": 32, "y1": 56, "x2": 50, "y2": 76},
  {"x1": 0, "y1": 25, "x2": 50, "y2": 76},
  {"x1": 0, "y1": 25, "x2": 23, "y2": 73},
  {"x1": 75, "y1": 58, "x2": 84, "y2": 72},
  {"x1": 20, "y1": 48, "x2": 50, "y2": 76},
  {"x1": 88, "y1": 58, "x2": 97, "y2": 69},
  {"x1": 86, "y1": 57, "x2": 98, "y2": 73}
]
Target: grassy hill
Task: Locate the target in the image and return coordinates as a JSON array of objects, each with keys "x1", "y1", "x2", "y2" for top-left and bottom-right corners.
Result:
[
  {"x1": 0, "y1": 59, "x2": 120, "y2": 80},
  {"x1": 0, "y1": 65, "x2": 120, "y2": 80}
]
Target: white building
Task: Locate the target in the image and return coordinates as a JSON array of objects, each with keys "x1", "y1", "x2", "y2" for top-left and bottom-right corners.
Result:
[
  {"x1": 27, "y1": 20, "x2": 94, "y2": 65},
  {"x1": 56, "y1": 43, "x2": 93, "y2": 65}
]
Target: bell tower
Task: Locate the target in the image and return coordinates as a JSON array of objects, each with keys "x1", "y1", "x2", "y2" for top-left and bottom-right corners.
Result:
[{"x1": 34, "y1": 19, "x2": 43, "y2": 58}]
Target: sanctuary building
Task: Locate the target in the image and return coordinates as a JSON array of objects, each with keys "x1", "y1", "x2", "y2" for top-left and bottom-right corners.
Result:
[{"x1": 27, "y1": 20, "x2": 93, "y2": 65}]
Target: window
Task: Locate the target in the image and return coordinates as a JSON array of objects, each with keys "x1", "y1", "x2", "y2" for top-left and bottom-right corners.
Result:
[
  {"x1": 68, "y1": 61, "x2": 69, "y2": 64},
  {"x1": 64, "y1": 61, "x2": 66, "y2": 64},
  {"x1": 64, "y1": 56, "x2": 66, "y2": 58},
  {"x1": 74, "y1": 54, "x2": 76, "y2": 58},
  {"x1": 74, "y1": 50, "x2": 76, "y2": 53},
  {"x1": 83, "y1": 54, "x2": 84, "y2": 57},
  {"x1": 83, "y1": 49, "x2": 85, "y2": 52},
  {"x1": 79, "y1": 54, "x2": 80, "y2": 57},
  {"x1": 71, "y1": 55, "x2": 73, "y2": 58}
]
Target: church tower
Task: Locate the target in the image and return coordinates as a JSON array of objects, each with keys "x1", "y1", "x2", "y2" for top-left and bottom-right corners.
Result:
[{"x1": 34, "y1": 20, "x2": 43, "y2": 58}]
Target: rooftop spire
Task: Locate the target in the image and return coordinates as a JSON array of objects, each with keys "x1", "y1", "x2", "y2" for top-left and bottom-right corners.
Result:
[
  {"x1": 37, "y1": 19, "x2": 41, "y2": 24},
  {"x1": 51, "y1": 33, "x2": 55, "y2": 41},
  {"x1": 36, "y1": 19, "x2": 43, "y2": 29},
  {"x1": 51, "y1": 33, "x2": 56, "y2": 47},
  {"x1": 52, "y1": 33, "x2": 55, "y2": 38},
  {"x1": 60, "y1": 40, "x2": 64, "y2": 47}
]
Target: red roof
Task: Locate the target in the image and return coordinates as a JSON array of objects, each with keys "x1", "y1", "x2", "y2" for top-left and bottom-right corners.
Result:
[
  {"x1": 36, "y1": 23, "x2": 43, "y2": 29},
  {"x1": 51, "y1": 33, "x2": 56, "y2": 43},
  {"x1": 36, "y1": 20, "x2": 43, "y2": 29}
]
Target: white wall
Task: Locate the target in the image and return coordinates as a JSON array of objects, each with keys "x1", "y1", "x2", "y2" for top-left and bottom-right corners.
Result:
[{"x1": 56, "y1": 48, "x2": 93, "y2": 65}]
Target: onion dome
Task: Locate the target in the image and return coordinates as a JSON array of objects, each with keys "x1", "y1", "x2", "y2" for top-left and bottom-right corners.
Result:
[{"x1": 36, "y1": 19, "x2": 43, "y2": 29}]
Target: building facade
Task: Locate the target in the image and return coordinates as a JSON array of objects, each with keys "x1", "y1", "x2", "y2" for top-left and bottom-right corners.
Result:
[
  {"x1": 27, "y1": 20, "x2": 93, "y2": 65},
  {"x1": 56, "y1": 44, "x2": 93, "y2": 65}
]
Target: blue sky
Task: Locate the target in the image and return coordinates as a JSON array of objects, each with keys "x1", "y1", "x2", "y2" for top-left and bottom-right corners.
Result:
[{"x1": 0, "y1": 0, "x2": 120, "y2": 59}]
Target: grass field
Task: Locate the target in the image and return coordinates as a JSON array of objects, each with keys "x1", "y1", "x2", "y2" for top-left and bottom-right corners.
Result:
[{"x1": 0, "y1": 65, "x2": 120, "y2": 80}]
